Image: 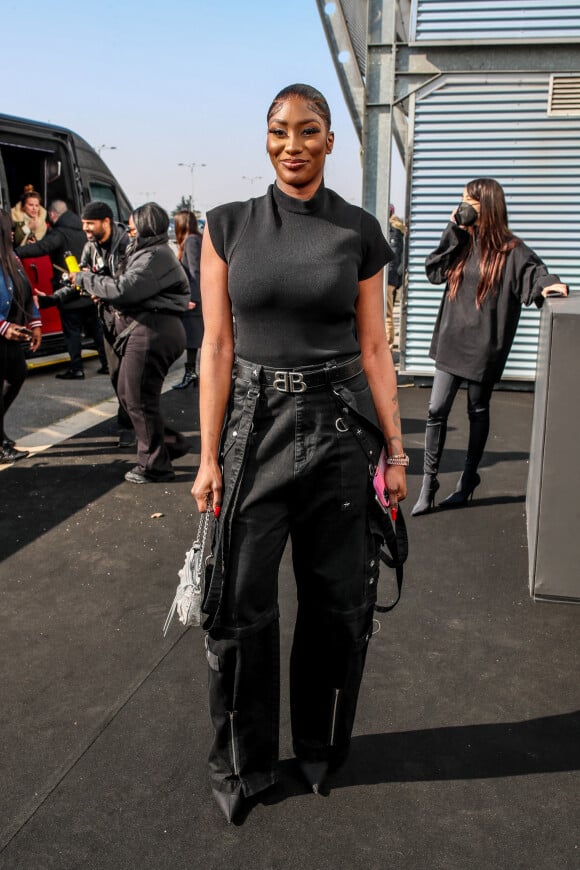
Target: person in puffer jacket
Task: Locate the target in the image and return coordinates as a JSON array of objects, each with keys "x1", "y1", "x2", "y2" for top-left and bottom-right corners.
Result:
[{"x1": 72, "y1": 202, "x2": 190, "y2": 483}]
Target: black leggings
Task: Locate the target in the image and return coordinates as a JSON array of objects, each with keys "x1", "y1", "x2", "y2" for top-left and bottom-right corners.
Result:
[{"x1": 424, "y1": 369, "x2": 494, "y2": 476}]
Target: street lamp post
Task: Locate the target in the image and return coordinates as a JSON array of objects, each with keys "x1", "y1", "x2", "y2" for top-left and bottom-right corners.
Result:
[
  {"x1": 178, "y1": 162, "x2": 207, "y2": 211},
  {"x1": 96, "y1": 144, "x2": 117, "y2": 156}
]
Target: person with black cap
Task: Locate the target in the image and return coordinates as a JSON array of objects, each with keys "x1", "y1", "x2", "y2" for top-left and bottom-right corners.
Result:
[
  {"x1": 15, "y1": 199, "x2": 108, "y2": 379},
  {"x1": 79, "y1": 200, "x2": 134, "y2": 446},
  {"x1": 71, "y1": 202, "x2": 190, "y2": 483}
]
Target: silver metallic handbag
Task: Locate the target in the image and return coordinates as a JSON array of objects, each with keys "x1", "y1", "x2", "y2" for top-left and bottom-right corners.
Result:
[{"x1": 163, "y1": 506, "x2": 213, "y2": 635}]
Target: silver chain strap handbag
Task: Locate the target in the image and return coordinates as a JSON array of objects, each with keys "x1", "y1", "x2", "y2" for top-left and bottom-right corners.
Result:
[{"x1": 163, "y1": 505, "x2": 213, "y2": 636}]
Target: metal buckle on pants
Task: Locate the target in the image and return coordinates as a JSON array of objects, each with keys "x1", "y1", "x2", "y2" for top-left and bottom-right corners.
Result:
[{"x1": 273, "y1": 370, "x2": 307, "y2": 393}]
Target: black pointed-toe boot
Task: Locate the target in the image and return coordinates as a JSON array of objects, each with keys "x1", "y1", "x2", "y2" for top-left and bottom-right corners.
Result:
[
  {"x1": 440, "y1": 405, "x2": 488, "y2": 508},
  {"x1": 212, "y1": 784, "x2": 244, "y2": 824},
  {"x1": 439, "y1": 471, "x2": 481, "y2": 508},
  {"x1": 412, "y1": 419, "x2": 446, "y2": 517},
  {"x1": 172, "y1": 364, "x2": 198, "y2": 390},
  {"x1": 298, "y1": 760, "x2": 329, "y2": 795},
  {"x1": 411, "y1": 474, "x2": 440, "y2": 516}
]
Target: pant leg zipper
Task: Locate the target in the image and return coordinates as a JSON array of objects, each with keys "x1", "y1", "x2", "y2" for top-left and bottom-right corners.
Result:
[
  {"x1": 329, "y1": 689, "x2": 340, "y2": 747},
  {"x1": 228, "y1": 711, "x2": 240, "y2": 776}
]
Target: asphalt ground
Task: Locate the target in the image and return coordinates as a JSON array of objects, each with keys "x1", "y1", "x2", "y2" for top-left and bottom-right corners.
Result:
[{"x1": 0, "y1": 374, "x2": 579, "y2": 870}]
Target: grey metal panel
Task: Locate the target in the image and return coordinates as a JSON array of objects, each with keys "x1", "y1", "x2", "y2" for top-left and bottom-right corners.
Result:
[
  {"x1": 403, "y1": 75, "x2": 580, "y2": 380},
  {"x1": 527, "y1": 297, "x2": 580, "y2": 602},
  {"x1": 337, "y1": 0, "x2": 369, "y2": 75},
  {"x1": 414, "y1": 0, "x2": 580, "y2": 41}
]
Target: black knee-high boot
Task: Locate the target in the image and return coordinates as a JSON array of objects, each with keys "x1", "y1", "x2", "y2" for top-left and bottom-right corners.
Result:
[
  {"x1": 412, "y1": 419, "x2": 446, "y2": 516},
  {"x1": 440, "y1": 407, "x2": 489, "y2": 507},
  {"x1": 172, "y1": 363, "x2": 197, "y2": 390}
]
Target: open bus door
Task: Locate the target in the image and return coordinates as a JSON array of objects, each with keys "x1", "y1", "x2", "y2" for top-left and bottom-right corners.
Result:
[{"x1": 0, "y1": 113, "x2": 132, "y2": 360}]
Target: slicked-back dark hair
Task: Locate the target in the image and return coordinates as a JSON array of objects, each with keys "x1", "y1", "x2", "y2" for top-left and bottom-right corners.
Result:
[
  {"x1": 132, "y1": 202, "x2": 169, "y2": 238},
  {"x1": 267, "y1": 83, "x2": 331, "y2": 129}
]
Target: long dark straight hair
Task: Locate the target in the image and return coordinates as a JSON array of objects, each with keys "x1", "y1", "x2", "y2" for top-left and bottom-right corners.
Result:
[
  {"x1": 447, "y1": 178, "x2": 520, "y2": 307},
  {"x1": 0, "y1": 209, "x2": 29, "y2": 309},
  {"x1": 174, "y1": 210, "x2": 201, "y2": 261}
]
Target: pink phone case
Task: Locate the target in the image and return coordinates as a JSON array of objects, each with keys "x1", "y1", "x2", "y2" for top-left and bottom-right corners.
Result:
[{"x1": 373, "y1": 448, "x2": 389, "y2": 511}]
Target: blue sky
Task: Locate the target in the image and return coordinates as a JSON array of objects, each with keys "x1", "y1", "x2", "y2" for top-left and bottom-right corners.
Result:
[{"x1": 2, "y1": 0, "x2": 405, "y2": 216}]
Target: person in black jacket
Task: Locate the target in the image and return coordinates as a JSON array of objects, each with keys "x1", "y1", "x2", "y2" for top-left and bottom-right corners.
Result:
[
  {"x1": 79, "y1": 201, "x2": 133, "y2": 445},
  {"x1": 412, "y1": 177, "x2": 568, "y2": 516},
  {"x1": 72, "y1": 202, "x2": 190, "y2": 483},
  {"x1": 0, "y1": 209, "x2": 42, "y2": 463},
  {"x1": 15, "y1": 200, "x2": 107, "y2": 379},
  {"x1": 171, "y1": 210, "x2": 203, "y2": 389},
  {"x1": 385, "y1": 204, "x2": 405, "y2": 350}
]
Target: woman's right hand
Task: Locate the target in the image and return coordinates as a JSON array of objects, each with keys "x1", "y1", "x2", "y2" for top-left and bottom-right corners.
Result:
[
  {"x1": 5, "y1": 323, "x2": 30, "y2": 342},
  {"x1": 191, "y1": 457, "x2": 223, "y2": 516}
]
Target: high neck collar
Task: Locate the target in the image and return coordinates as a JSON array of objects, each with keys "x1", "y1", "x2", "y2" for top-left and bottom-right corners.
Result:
[{"x1": 272, "y1": 181, "x2": 326, "y2": 214}]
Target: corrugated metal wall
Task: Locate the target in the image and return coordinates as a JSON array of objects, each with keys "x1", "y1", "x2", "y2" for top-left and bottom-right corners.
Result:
[
  {"x1": 338, "y1": 0, "x2": 368, "y2": 74},
  {"x1": 403, "y1": 75, "x2": 580, "y2": 380},
  {"x1": 412, "y1": 0, "x2": 580, "y2": 41}
]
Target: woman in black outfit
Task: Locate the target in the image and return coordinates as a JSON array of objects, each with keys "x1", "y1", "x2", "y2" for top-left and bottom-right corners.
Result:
[
  {"x1": 412, "y1": 178, "x2": 568, "y2": 516},
  {"x1": 172, "y1": 210, "x2": 203, "y2": 390},
  {"x1": 73, "y1": 203, "x2": 190, "y2": 483},
  {"x1": 191, "y1": 84, "x2": 408, "y2": 822},
  {"x1": 0, "y1": 210, "x2": 42, "y2": 463}
]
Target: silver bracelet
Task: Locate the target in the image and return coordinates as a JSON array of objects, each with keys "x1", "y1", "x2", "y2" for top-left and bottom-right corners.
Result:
[{"x1": 386, "y1": 452, "x2": 410, "y2": 467}]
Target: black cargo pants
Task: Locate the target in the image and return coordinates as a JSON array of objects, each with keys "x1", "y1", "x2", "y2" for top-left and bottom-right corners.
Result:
[{"x1": 205, "y1": 361, "x2": 384, "y2": 799}]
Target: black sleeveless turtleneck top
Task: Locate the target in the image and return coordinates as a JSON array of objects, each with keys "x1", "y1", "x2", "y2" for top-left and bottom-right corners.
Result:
[{"x1": 206, "y1": 182, "x2": 392, "y2": 367}]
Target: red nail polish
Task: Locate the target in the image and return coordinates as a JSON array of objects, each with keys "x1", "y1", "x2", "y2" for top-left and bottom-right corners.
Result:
[
  {"x1": 390, "y1": 506, "x2": 398, "y2": 521},
  {"x1": 213, "y1": 505, "x2": 221, "y2": 519}
]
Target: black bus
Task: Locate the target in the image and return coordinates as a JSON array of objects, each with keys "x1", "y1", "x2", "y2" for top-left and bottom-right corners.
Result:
[{"x1": 0, "y1": 113, "x2": 132, "y2": 356}]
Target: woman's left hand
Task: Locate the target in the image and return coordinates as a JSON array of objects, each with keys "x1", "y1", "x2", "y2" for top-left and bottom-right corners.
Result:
[
  {"x1": 385, "y1": 465, "x2": 407, "y2": 509},
  {"x1": 542, "y1": 283, "x2": 569, "y2": 298}
]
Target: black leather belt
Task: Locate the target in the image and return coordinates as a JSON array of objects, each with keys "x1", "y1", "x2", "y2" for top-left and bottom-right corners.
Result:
[{"x1": 235, "y1": 355, "x2": 363, "y2": 393}]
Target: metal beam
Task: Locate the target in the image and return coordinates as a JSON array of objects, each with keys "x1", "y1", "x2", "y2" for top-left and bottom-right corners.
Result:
[
  {"x1": 363, "y1": 0, "x2": 397, "y2": 231},
  {"x1": 315, "y1": 0, "x2": 366, "y2": 139},
  {"x1": 393, "y1": 43, "x2": 580, "y2": 102}
]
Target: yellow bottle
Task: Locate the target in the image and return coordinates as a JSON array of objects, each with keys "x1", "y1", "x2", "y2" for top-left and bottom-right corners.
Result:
[{"x1": 64, "y1": 251, "x2": 80, "y2": 273}]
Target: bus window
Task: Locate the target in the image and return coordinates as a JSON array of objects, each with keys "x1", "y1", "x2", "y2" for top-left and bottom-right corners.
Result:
[{"x1": 88, "y1": 181, "x2": 121, "y2": 220}]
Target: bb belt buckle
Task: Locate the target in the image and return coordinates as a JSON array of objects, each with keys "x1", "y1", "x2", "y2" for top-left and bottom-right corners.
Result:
[{"x1": 273, "y1": 370, "x2": 307, "y2": 393}]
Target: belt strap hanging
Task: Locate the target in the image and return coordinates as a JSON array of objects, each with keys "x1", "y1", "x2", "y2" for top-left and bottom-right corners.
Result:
[
  {"x1": 332, "y1": 396, "x2": 408, "y2": 613},
  {"x1": 202, "y1": 373, "x2": 262, "y2": 629}
]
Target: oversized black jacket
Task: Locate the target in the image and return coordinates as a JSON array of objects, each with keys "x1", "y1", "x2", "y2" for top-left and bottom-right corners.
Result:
[
  {"x1": 75, "y1": 234, "x2": 189, "y2": 315},
  {"x1": 387, "y1": 217, "x2": 405, "y2": 287},
  {"x1": 426, "y1": 222, "x2": 560, "y2": 383},
  {"x1": 182, "y1": 234, "x2": 201, "y2": 312}
]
